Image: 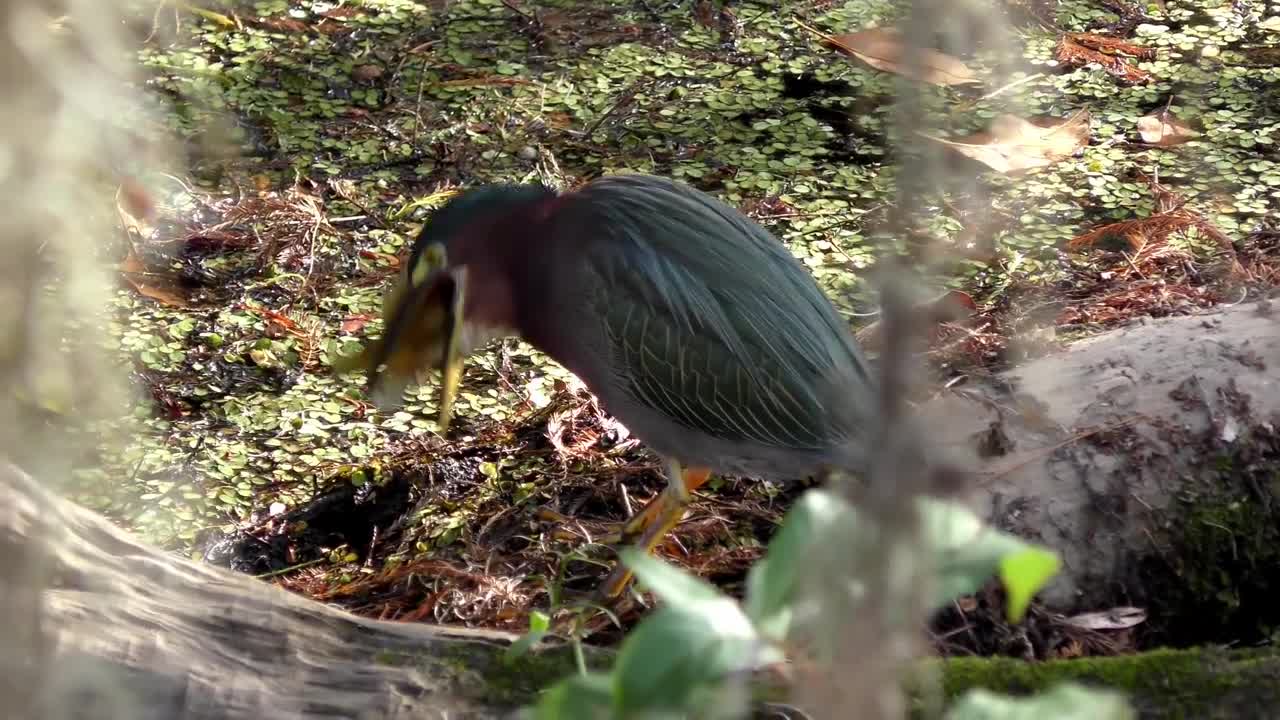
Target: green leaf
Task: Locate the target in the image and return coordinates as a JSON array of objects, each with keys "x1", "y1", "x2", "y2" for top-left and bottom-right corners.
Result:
[
  {"x1": 739, "y1": 490, "x2": 1061, "y2": 638},
  {"x1": 1000, "y1": 547, "x2": 1062, "y2": 623},
  {"x1": 534, "y1": 672, "x2": 613, "y2": 720},
  {"x1": 744, "y1": 489, "x2": 850, "y2": 638},
  {"x1": 504, "y1": 610, "x2": 551, "y2": 664},
  {"x1": 619, "y1": 548, "x2": 725, "y2": 608},
  {"x1": 615, "y1": 548, "x2": 781, "y2": 714},
  {"x1": 945, "y1": 683, "x2": 1135, "y2": 720},
  {"x1": 612, "y1": 604, "x2": 777, "y2": 715},
  {"x1": 920, "y1": 497, "x2": 1061, "y2": 615}
]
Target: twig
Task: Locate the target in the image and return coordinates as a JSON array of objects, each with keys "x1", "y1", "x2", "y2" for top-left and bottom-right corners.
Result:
[
  {"x1": 980, "y1": 417, "x2": 1143, "y2": 482},
  {"x1": 971, "y1": 72, "x2": 1044, "y2": 103}
]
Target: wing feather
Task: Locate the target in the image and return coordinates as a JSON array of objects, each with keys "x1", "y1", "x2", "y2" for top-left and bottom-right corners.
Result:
[{"x1": 557, "y1": 174, "x2": 875, "y2": 452}]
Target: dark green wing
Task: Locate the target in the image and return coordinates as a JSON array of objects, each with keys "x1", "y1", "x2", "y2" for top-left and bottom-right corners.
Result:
[{"x1": 569, "y1": 174, "x2": 875, "y2": 451}]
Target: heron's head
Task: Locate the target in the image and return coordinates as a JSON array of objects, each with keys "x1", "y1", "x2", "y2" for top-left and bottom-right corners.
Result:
[
  {"x1": 334, "y1": 184, "x2": 555, "y2": 431},
  {"x1": 334, "y1": 240, "x2": 469, "y2": 431}
]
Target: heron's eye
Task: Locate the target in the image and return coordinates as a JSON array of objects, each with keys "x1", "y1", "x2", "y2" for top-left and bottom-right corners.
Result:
[{"x1": 412, "y1": 242, "x2": 448, "y2": 287}]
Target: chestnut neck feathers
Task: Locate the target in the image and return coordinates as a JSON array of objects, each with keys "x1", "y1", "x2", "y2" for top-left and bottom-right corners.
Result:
[{"x1": 407, "y1": 183, "x2": 559, "y2": 342}]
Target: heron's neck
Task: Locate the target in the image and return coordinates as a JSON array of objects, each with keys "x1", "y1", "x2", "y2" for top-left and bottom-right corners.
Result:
[
  {"x1": 448, "y1": 196, "x2": 558, "y2": 353},
  {"x1": 457, "y1": 318, "x2": 516, "y2": 357},
  {"x1": 454, "y1": 259, "x2": 519, "y2": 356}
]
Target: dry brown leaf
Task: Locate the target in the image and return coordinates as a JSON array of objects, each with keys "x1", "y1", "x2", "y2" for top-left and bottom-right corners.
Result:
[
  {"x1": 118, "y1": 178, "x2": 155, "y2": 224},
  {"x1": 114, "y1": 185, "x2": 190, "y2": 307},
  {"x1": 826, "y1": 27, "x2": 981, "y2": 87},
  {"x1": 1065, "y1": 32, "x2": 1155, "y2": 60},
  {"x1": 115, "y1": 182, "x2": 156, "y2": 243},
  {"x1": 1136, "y1": 110, "x2": 1198, "y2": 147},
  {"x1": 922, "y1": 110, "x2": 1091, "y2": 174},
  {"x1": 1061, "y1": 607, "x2": 1147, "y2": 631},
  {"x1": 352, "y1": 64, "x2": 385, "y2": 82},
  {"x1": 543, "y1": 112, "x2": 574, "y2": 129},
  {"x1": 341, "y1": 315, "x2": 371, "y2": 334},
  {"x1": 353, "y1": 64, "x2": 381, "y2": 82},
  {"x1": 693, "y1": 0, "x2": 716, "y2": 28},
  {"x1": 119, "y1": 248, "x2": 190, "y2": 307},
  {"x1": 257, "y1": 16, "x2": 310, "y2": 33},
  {"x1": 319, "y1": 7, "x2": 360, "y2": 19}
]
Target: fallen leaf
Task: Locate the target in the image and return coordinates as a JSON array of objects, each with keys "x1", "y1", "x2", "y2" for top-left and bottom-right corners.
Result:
[
  {"x1": 257, "y1": 16, "x2": 310, "y2": 33},
  {"x1": 1065, "y1": 32, "x2": 1154, "y2": 60},
  {"x1": 115, "y1": 181, "x2": 155, "y2": 243},
  {"x1": 118, "y1": 178, "x2": 155, "y2": 224},
  {"x1": 928, "y1": 289, "x2": 979, "y2": 323},
  {"x1": 825, "y1": 27, "x2": 981, "y2": 87},
  {"x1": 922, "y1": 109, "x2": 1091, "y2": 174},
  {"x1": 693, "y1": 0, "x2": 716, "y2": 28},
  {"x1": 352, "y1": 64, "x2": 385, "y2": 83},
  {"x1": 543, "y1": 112, "x2": 574, "y2": 129},
  {"x1": 242, "y1": 304, "x2": 301, "y2": 334},
  {"x1": 320, "y1": 7, "x2": 360, "y2": 19},
  {"x1": 341, "y1": 315, "x2": 371, "y2": 334},
  {"x1": 358, "y1": 249, "x2": 401, "y2": 267},
  {"x1": 1061, "y1": 606, "x2": 1147, "y2": 631},
  {"x1": 1136, "y1": 110, "x2": 1198, "y2": 147},
  {"x1": 119, "y1": 248, "x2": 190, "y2": 307}
]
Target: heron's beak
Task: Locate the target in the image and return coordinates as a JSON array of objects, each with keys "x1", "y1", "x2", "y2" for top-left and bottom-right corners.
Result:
[{"x1": 333, "y1": 243, "x2": 468, "y2": 433}]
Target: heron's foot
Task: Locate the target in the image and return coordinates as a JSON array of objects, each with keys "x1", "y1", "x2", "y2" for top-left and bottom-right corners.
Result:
[
  {"x1": 534, "y1": 485, "x2": 675, "y2": 545},
  {"x1": 538, "y1": 466, "x2": 714, "y2": 605},
  {"x1": 592, "y1": 492, "x2": 696, "y2": 603},
  {"x1": 593, "y1": 466, "x2": 714, "y2": 603}
]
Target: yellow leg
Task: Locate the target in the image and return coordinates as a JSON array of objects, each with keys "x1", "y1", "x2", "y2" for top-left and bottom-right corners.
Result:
[
  {"x1": 613, "y1": 485, "x2": 674, "y2": 543},
  {"x1": 536, "y1": 477, "x2": 684, "y2": 545},
  {"x1": 596, "y1": 462, "x2": 713, "y2": 601}
]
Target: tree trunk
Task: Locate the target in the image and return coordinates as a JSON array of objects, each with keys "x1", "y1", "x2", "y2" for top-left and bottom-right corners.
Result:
[{"x1": 0, "y1": 461, "x2": 609, "y2": 720}]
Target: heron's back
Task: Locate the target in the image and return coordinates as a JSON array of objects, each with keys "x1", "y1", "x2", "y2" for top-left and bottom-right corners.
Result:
[{"x1": 516, "y1": 174, "x2": 877, "y2": 477}]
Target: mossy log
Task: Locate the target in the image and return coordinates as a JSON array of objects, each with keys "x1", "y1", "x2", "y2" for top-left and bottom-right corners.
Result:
[
  {"x1": 922, "y1": 299, "x2": 1280, "y2": 642},
  {"x1": 0, "y1": 460, "x2": 612, "y2": 720}
]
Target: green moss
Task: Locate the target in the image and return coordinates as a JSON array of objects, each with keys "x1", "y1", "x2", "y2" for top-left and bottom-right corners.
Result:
[
  {"x1": 1137, "y1": 425, "x2": 1280, "y2": 646},
  {"x1": 445, "y1": 639, "x2": 614, "y2": 708},
  {"x1": 915, "y1": 646, "x2": 1280, "y2": 719},
  {"x1": 395, "y1": 643, "x2": 1280, "y2": 716}
]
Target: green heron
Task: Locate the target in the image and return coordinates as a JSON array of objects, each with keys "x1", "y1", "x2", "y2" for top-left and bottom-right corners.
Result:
[{"x1": 336, "y1": 173, "x2": 876, "y2": 601}]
